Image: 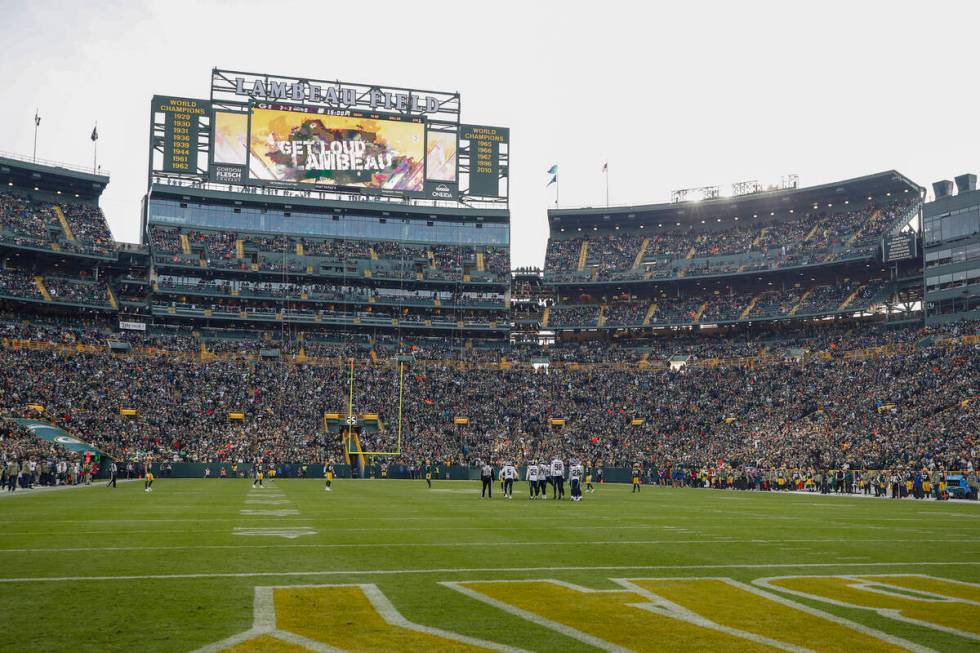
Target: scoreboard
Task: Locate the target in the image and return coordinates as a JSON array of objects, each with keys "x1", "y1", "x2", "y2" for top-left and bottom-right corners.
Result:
[
  {"x1": 152, "y1": 96, "x2": 209, "y2": 173},
  {"x1": 147, "y1": 69, "x2": 508, "y2": 207},
  {"x1": 461, "y1": 125, "x2": 509, "y2": 198},
  {"x1": 882, "y1": 232, "x2": 917, "y2": 262}
]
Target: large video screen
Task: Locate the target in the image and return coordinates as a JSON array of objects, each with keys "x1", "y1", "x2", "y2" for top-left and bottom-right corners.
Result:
[
  {"x1": 247, "y1": 104, "x2": 425, "y2": 192},
  {"x1": 212, "y1": 111, "x2": 248, "y2": 165},
  {"x1": 425, "y1": 130, "x2": 457, "y2": 183}
]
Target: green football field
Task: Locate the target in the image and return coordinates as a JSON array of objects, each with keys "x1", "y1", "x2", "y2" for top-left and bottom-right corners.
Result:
[{"x1": 1, "y1": 479, "x2": 978, "y2": 652}]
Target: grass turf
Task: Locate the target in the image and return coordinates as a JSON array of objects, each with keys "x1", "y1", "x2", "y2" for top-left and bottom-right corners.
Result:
[{"x1": 0, "y1": 478, "x2": 978, "y2": 652}]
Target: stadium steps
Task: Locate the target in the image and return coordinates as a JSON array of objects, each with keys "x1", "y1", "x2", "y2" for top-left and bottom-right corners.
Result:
[
  {"x1": 33, "y1": 276, "x2": 51, "y2": 302},
  {"x1": 53, "y1": 206, "x2": 75, "y2": 241},
  {"x1": 838, "y1": 286, "x2": 863, "y2": 312},
  {"x1": 739, "y1": 295, "x2": 759, "y2": 320},
  {"x1": 643, "y1": 303, "x2": 658, "y2": 325},
  {"x1": 693, "y1": 301, "x2": 708, "y2": 323},
  {"x1": 107, "y1": 286, "x2": 119, "y2": 310},
  {"x1": 576, "y1": 241, "x2": 589, "y2": 271},
  {"x1": 369, "y1": 247, "x2": 378, "y2": 261},
  {"x1": 632, "y1": 238, "x2": 649, "y2": 270},
  {"x1": 685, "y1": 245, "x2": 697, "y2": 259},
  {"x1": 370, "y1": 350, "x2": 378, "y2": 363},
  {"x1": 476, "y1": 252, "x2": 485, "y2": 272},
  {"x1": 235, "y1": 240, "x2": 245, "y2": 259},
  {"x1": 597, "y1": 305, "x2": 607, "y2": 328},
  {"x1": 427, "y1": 250, "x2": 436, "y2": 270},
  {"x1": 179, "y1": 234, "x2": 191, "y2": 255},
  {"x1": 639, "y1": 351, "x2": 650, "y2": 368},
  {"x1": 542, "y1": 306, "x2": 551, "y2": 327},
  {"x1": 845, "y1": 210, "x2": 879, "y2": 250},
  {"x1": 788, "y1": 287, "x2": 813, "y2": 316},
  {"x1": 804, "y1": 224, "x2": 821, "y2": 242},
  {"x1": 295, "y1": 242, "x2": 304, "y2": 256},
  {"x1": 751, "y1": 227, "x2": 768, "y2": 249}
]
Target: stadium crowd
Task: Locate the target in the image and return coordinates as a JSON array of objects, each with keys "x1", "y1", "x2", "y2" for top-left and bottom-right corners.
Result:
[
  {"x1": 0, "y1": 317, "x2": 975, "y2": 492},
  {"x1": 148, "y1": 226, "x2": 510, "y2": 281},
  {"x1": 545, "y1": 197, "x2": 918, "y2": 281}
]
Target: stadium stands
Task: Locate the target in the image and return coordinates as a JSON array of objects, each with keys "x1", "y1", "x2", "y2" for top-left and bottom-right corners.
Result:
[{"x1": 3, "y1": 157, "x2": 975, "y2": 486}]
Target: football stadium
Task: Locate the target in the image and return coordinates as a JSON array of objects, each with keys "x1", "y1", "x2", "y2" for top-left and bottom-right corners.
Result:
[{"x1": 2, "y1": 6, "x2": 980, "y2": 652}]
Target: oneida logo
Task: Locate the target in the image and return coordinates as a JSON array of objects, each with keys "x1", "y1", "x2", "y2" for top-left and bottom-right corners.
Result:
[{"x1": 431, "y1": 184, "x2": 453, "y2": 199}]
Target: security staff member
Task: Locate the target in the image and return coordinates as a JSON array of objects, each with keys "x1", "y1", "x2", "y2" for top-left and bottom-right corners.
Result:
[
  {"x1": 480, "y1": 462, "x2": 493, "y2": 498},
  {"x1": 106, "y1": 461, "x2": 118, "y2": 488}
]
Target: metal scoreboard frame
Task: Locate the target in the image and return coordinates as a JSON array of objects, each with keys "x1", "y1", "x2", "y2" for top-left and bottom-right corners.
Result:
[{"x1": 146, "y1": 68, "x2": 508, "y2": 209}]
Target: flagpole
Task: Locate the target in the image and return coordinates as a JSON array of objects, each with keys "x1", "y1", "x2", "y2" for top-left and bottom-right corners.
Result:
[
  {"x1": 92, "y1": 121, "x2": 98, "y2": 173},
  {"x1": 605, "y1": 163, "x2": 609, "y2": 207},
  {"x1": 32, "y1": 109, "x2": 40, "y2": 162}
]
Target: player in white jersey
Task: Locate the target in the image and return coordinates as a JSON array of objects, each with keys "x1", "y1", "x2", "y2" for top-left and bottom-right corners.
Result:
[
  {"x1": 538, "y1": 461, "x2": 550, "y2": 498},
  {"x1": 569, "y1": 460, "x2": 584, "y2": 501},
  {"x1": 550, "y1": 457, "x2": 565, "y2": 500},
  {"x1": 526, "y1": 461, "x2": 539, "y2": 499},
  {"x1": 501, "y1": 462, "x2": 517, "y2": 499}
]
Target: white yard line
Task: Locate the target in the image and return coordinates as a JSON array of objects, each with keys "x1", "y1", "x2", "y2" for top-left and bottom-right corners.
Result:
[
  {"x1": 1, "y1": 536, "x2": 978, "y2": 555},
  {"x1": 1, "y1": 560, "x2": 978, "y2": 584}
]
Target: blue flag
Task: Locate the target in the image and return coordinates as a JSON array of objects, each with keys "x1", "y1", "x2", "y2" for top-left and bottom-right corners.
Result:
[
  {"x1": 546, "y1": 175, "x2": 557, "y2": 187},
  {"x1": 546, "y1": 165, "x2": 558, "y2": 175}
]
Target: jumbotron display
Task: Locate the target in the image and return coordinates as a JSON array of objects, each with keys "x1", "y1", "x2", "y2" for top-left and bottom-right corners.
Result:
[
  {"x1": 248, "y1": 104, "x2": 425, "y2": 192},
  {"x1": 148, "y1": 68, "x2": 506, "y2": 204}
]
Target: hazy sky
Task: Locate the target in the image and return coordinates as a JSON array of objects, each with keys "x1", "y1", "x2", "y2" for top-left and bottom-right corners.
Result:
[{"x1": 0, "y1": 1, "x2": 977, "y2": 268}]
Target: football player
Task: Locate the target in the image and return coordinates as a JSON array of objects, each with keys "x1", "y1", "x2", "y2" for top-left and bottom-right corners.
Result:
[
  {"x1": 526, "y1": 460, "x2": 539, "y2": 499},
  {"x1": 569, "y1": 459, "x2": 584, "y2": 501}
]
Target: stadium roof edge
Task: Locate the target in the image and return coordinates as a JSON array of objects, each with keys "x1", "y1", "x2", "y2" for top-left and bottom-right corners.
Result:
[
  {"x1": 149, "y1": 184, "x2": 509, "y2": 222},
  {"x1": 0, "y1": 152, "x2": 109, "y2": 200},
  {"x1": 546, "y1": 170, "x2": 923, "y2": 228}
]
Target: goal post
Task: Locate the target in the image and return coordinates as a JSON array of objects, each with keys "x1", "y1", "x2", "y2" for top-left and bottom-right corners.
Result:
[{"x1": 342, "y1": 359, "x2": 404, "y2": 457}]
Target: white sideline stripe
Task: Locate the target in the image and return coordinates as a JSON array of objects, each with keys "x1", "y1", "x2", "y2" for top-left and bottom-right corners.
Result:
[
  {"x1": 753, "y1": 574, "x2": 980, "y2": 642},
  {"x1": 0, "y1": 479, "x2": 139, "y2": 498},
  {"x1": 192, "y1": 583, "x2": 528, "y2": 653},
  {"x1": 2, "y1": 561, "x2": 979, "y2": 584},
  {"x1": 4, "y1": 536, "x2": 980, "y2": 554},
  {"x1": 442, "y1": 581, "x2": 632, "y2": 653}
]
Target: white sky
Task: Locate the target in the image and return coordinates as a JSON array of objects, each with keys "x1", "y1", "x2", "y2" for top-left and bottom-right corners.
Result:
[{"x1": 0, "y1": 0, "x2": 978, "y2": 268}]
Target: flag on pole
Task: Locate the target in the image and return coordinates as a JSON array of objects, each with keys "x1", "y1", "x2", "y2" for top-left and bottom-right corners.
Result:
[
  {"x1": 602, "y1": 162, "x2": 608, "y2": 172},
  {"x1": 34, "y1": 110, "x2": 40, "y2": 127},
  {"x1": 546, "y1": 164, "x2": 558, "y2": 175},
  {"x1": 546, "y1": 175, "x2": 557, "y2": 187},
  {"x1": 90, "y1": 125, "x2": 99, "y2": 142}
]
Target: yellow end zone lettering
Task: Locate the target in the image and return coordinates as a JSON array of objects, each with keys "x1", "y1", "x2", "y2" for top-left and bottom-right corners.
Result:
[
  {"x1": 443, "y1": 579, "x2": 928, "y2": 652},
  {"x1": 193, "y1": 584, "x2": 523, "y2": 653},
  {"x1": 755, "y1": 574, "x2": 980, "y2": 642}
]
